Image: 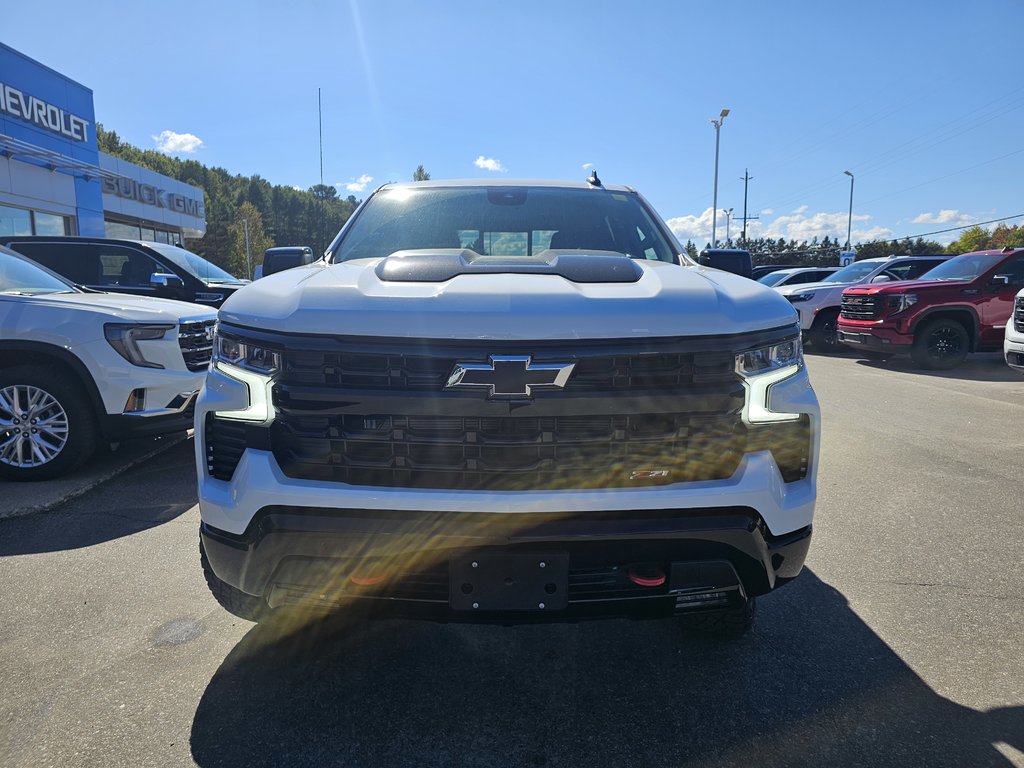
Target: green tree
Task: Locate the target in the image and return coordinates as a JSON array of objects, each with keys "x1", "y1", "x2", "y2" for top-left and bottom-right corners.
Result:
[
  {"x1": 946, "y1": 226, "x2": 991, "y2": 255},
  {"x1": 412, "y1": 165, "x2": 431, "y2": 181},
  {"x1": 227, "y1": 202, "x2": 273, "y2": 279}
]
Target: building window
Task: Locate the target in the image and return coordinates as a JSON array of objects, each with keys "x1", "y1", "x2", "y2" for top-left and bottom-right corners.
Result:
[
  {"x1": 0, "y1": 205, "x2": 33, "y2": 237},
  {"x1": 0, "y1": 204, "x2": 72, "y2": 236},
  {"x1": 105, "y1": 220, "x2": 142, "y2": 240},
  {"x1": 33, "y1": 211, "x2": 70, "y2": 236}
]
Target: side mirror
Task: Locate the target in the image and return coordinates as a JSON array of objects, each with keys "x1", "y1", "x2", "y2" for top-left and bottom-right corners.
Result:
[
  {"x1": 150, "y1": 272, "x2": 184, "y2": 290},
  {"x1": 870, "y1": 275, "x2": 891, "y2": 284}
]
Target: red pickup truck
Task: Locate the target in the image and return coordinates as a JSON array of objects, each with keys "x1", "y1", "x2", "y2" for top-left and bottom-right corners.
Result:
[{"x1": 837, "y1": 247, "x2": 1024, "y2": 369}]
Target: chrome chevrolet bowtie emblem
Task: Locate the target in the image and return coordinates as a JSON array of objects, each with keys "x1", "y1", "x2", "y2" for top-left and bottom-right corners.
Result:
[{"x1": 446, "y1": 356, "x2": 575, "y2": 398}]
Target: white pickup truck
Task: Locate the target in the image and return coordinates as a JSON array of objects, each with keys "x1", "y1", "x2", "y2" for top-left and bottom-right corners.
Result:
[{"x1": 195, "y1": 179, "x2": 820, "y2": 637}]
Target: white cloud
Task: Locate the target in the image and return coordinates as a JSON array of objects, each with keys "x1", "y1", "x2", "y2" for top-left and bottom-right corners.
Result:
[
  {"x1": 345, "y1": 174, "x2": 373, "y2": 193},
  {"x1": 910, "y1": 209, "x2": 970, "y2": 226},
  {"x1": 474, "y1": 155, "x2": 506, "y2": 173},
  {"x1": 792, "y1": 205, "x2": 809, "y2": 215},
  {"x1": 153, "y1": 130, "x2": 203, "y2": 154},
  {"x1": 582, "y1": 163, "x2": 594, "y2": 170},
  {"x1": 665, "y1": 206, "x2": 890, "y2": 247},
  {"x1": 760, "y1": 208, "x2": 774, "y2": 216}
]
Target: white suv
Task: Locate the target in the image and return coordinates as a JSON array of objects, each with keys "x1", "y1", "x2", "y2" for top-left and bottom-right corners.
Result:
[
  {"x1": 1006, "y1": 288, "x2": 1024, "y2": 373},
  {"x1": 0, "y1": 245, "x2": 215, "y2": 480},
  {"x1": 776, "y1": 255, "x2": 951, "y2": 352}
]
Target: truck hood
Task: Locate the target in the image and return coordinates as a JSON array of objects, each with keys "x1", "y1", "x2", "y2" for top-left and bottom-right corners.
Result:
[
  {"x1": 776, "y1": 279, "x2": 852, "y2": 295},
  {"x1": 843, "y1": 278, "x2": 957, "y2": 295},
  {"x1": 219, "y1": 259, "x2": 798, "y2": 340},
  {"x1": 2, "y1": 291, "x2": 216, "y2": 323}
]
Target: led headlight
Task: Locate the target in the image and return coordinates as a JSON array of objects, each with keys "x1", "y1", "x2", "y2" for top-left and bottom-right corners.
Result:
[
  {"x1": 887, "y1": 293, "x2": 917, "y2": 313},
  {"x1": 736, "y1": 338, "x2": 803, "y2": 423},
  {"x1": 213, "y1": 334, "x2": 281, "y2": 374},
  {"x1": 787, "y1": 292, "x2": 814, "y2": 303},
  {"x1": 210, "y1": 331, "x2": 281, "y2": 421},
  {"x1": 104, "y1": 323, "x2": 174, "y2": 369}
]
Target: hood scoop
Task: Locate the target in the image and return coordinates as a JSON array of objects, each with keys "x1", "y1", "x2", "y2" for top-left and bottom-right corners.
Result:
[{"x1": 374, "y1": 249, "x2": 643, "y2": 284}]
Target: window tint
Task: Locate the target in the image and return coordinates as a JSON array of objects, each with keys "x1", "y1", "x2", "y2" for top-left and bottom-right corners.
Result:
[
  {"x1": 995, "y1": 256, "x2": 1024, "y2": 286},
  {"x1": 94, "y1": 245, "x2": 164, "y2": 287},
  {"x1": 9, "y1": 243, "x2": 102, "y2": 285}
]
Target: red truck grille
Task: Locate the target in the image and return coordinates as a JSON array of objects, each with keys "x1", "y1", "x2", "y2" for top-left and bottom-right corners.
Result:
[{"x1": 840, "y1": 294, "x2": 883, "y2": 320}]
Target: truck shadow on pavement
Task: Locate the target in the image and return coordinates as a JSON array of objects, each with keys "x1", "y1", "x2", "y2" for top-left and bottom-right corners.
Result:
[
  {"x1": 849, "y1": 353, "x2": 1022, "y2": 383},
  {"x1": 190, "y1": 570, "x2": 1023, "y2": 768},
  {"x1": 0, "y1": 438, "x2": 197, "y2": 556}
]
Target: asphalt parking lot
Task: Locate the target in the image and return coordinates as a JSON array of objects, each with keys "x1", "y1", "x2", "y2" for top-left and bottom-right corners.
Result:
[{"x1": 1, "y1": 352, "x2": 1022, "y2": 768}]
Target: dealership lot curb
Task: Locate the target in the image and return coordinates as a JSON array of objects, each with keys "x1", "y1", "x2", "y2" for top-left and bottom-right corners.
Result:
[{"x1": 1, "y1": 432, "x2": 191, "y2": 521}]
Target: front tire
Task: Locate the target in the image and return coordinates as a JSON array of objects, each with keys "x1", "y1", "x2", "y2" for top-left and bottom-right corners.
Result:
[
  {"x1": 0, "y1": 365, "x2": 98, "y2": 481},
  {"x1": 808, "y1": 310, "x2": 841, "y2": 353},
  {"x1": 911, "y1": 318, "x2": 969, "y2": 370}
]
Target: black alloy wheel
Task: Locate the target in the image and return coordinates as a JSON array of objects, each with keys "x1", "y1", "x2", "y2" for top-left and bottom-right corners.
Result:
[{"x1": 911, "y1": 318, "x2": 970, "y2": 370}]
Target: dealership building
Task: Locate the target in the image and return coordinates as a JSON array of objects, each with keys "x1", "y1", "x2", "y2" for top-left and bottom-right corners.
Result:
[{"x1": 0, "y1": 42, "x2": 206, "y2": 243}]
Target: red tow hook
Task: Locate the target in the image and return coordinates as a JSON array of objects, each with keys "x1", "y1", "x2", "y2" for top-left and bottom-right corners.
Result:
[
  {"x1": 349, "y1": 572, "x2": 388, "y2": 586},
  {"x1": 626, "y1": 564, "x2": 666, "y2": 588}
]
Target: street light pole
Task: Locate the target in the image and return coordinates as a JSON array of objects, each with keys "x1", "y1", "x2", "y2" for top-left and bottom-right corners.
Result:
[
  {"x1": 844, "y1": 170, "x2": 855, "y2": 250},
  {"x1": 723, "y1": 207, "x2": 734, "y2": 246},
  {"x1": 710, "y1": 108, "x2": 730, "y2": 248}
]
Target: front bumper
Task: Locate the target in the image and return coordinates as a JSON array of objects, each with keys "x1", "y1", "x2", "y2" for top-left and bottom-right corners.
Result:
[
  {"x1": 200, "y1": 506, "x2": 812, "y2": 620},
  {"x1": 1006, "y1": 334, "x2": 1024, "y2": 372},
  {"x1": 100, "y1": 391, "x2": 199, "y2": 440},
  {"x1": 837, "y1": 325, "x2": 912, "y2": 354}
]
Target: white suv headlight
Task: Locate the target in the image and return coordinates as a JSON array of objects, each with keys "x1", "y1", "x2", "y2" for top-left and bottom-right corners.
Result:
[
  {"x1": 736, "y1": 338, "x2": 803, "y2": 423},
  {"x1": 104, "y1": 323, "x2": 174, "y2": 369}
]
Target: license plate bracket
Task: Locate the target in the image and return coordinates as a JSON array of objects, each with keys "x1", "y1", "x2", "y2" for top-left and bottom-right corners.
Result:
[{"x1": 450, "y1": 551, "x2": 569, "y2": 611}]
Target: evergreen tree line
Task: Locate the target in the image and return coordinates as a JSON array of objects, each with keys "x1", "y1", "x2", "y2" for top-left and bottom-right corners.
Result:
[
  {"x1": 683, "y1": 222, "x2": 1024, "y2": 267},
  {"x1": 96, "y1": 125, "x2": 359, "y2": 278},
  {"x1": 97, "y1": 124, "x2": 1023, "y2": 274}
]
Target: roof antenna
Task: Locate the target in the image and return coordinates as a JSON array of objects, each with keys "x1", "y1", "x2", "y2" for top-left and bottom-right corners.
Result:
[{"x1": 587, "y1": 169, "x2": 602, "y2": 187}]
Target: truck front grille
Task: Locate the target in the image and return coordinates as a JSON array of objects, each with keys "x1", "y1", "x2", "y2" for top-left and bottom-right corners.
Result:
[
  {"x1": 1015, "y1": 297, "x2": 1024, "y2": 333},
  {"x1": 840, "y1": 294, "x2": 883, "y2": 320},
  {"x1": 179, "y1": 320, "x2": 215, "y2": 371},
  {"x1": 203, "y1": 330, "x2": 811, "y2": 488}
]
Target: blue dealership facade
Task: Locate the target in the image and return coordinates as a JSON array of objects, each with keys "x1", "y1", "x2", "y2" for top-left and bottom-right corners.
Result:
[{"x1": 0, "y1": 42, "x2": 205, "y2": 242}]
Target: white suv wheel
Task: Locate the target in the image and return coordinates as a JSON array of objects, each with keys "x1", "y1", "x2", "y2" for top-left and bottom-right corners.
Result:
[{"x1": 0, "y1": 384, "x2": 70, "y2": 468}]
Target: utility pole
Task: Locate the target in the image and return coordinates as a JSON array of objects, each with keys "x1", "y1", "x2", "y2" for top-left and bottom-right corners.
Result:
[
  {"x1": 738, "y1": 169, "x2": 759, "y2": 245},
  {"x1": 318, "y1": 87, "x2": 325, "y2": 256},
  {"x1": 242, "y1": 217, "x2": 252, "y2": 279},
  {"x1": 709, "y1": 108, "x2": 729, "y2": 248}
]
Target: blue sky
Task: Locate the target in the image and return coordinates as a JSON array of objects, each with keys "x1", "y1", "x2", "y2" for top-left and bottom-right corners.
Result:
[{"x1": 5, "y1": 0, "x2": 1023, "y2": 247}]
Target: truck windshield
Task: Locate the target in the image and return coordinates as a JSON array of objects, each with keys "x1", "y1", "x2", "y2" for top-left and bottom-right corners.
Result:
[
  {"x1": 917, "y1": 253, "x2": 1002, "y2": 282},
  {"x1": 332, "y1": 186, "x2": 679, "y2": 264},
  {"x1": 146, "y1": 243, "x2": 245, "y2": 285},
  {"x1": 821, "y1": 261, "x2": 881, "y2": 283}
]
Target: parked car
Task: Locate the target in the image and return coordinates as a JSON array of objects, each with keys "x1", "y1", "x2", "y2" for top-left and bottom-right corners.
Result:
[
  {"x1": 751, "y1": 264, "x2": 802, "y2": 280},
  {"x1": 757, "y1": 266, "x2": 840, "y2": 288},
  {"x1": 255, "y1": 246, "x2": 317, "y2": 279},
  {"x1": 196, "y1": 178, "x2": 819, "y2": 635},
  {"x1": 0, "y1": 245, "x2": 215, "y2": 480},
  {"x1": 697, "y1": 248, "x2": 753, "y2": 279},
  {"x1": 838, "y1": 247, "x2": 1024, "y2": 369},
  {"x1": 776, "y1": 254, "x2": 952, "y2": 352},
  {"x1": 1005, "y1": 288, "x2": 1024, "y2": 373},
  {"x1": 2, "y1": 236, "x2": 248, "y2": 307}
]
